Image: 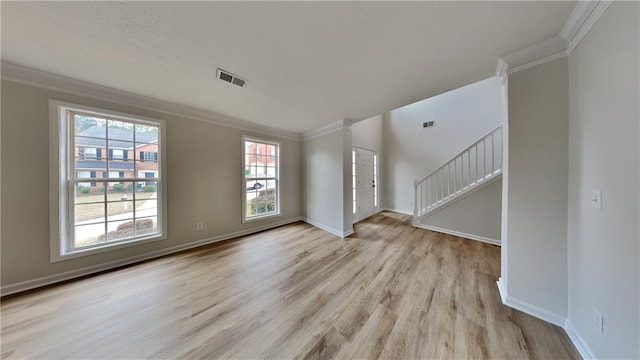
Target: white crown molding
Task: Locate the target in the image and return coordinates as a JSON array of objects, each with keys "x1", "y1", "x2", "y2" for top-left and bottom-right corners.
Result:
[
  {"x1": 496, "y1": 0, "x2": 612, "y2": 75},
  {"x1": 500, "y1": 35, "x2": 569, "y2": 74},
  {"x1": 0, "y1": 61, "x2": 303, "y2": 141},
  {"x1": 302, "y1": 119, "x2": 353, "y2": 140},
  {"x1": 561, "y1": 0, "x2": 613, "y2": 54},
  {"x1": 495, "y1": 58, "x2": 508, "y2": 84}
]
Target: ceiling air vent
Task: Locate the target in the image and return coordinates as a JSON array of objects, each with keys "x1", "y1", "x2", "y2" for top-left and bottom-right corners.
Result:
[{"x1": 217, "y1": 68, "x2": 247, "y2": 88}]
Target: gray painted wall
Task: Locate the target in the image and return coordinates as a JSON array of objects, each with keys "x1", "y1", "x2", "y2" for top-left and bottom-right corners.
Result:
[
  {"x1": 352, "y1": 114, "x2": 383, "y2": 151},
  {"x1": 382, "y1": 76, "x2": 502, "y2": 214},
  {"x1": 1, "y1": 80, "x2": 303, "y2": 288},
  {"x1": 422, "y1": 179, "x2": 502, "y2": 242},
  {"x1": 567, "y1": 2, "x2": 639, "y2": 358},
  {"x1": 303, "y1": 128, "x2": 353, "y2": 236},
  {"x1": 506, "y1": 57, "x2": 569, "y2": 319}
]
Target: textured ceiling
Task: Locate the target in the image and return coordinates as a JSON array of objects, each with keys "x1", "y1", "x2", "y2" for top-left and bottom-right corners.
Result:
[{"x1": 1, "y1": 1, "x2": 575, "y2": 133}]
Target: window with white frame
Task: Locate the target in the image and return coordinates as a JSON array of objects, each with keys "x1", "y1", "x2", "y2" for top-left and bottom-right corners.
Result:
[
  {"x1": 243, "y1": 137, "x2": 280, "y2": 221},
  {"x1": 50, "y1": 101, "x2": 166, "y2": 260}
]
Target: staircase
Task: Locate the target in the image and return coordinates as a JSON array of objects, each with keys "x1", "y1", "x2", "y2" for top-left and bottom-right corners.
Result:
[{"x1": 413, "y1": 124, "x2": 503, "y2": 224}]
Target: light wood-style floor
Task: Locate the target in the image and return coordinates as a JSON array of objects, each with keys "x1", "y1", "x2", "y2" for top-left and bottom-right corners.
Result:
[{"x1": 1, "y1": 212, "x2": 578, "y2": 359}]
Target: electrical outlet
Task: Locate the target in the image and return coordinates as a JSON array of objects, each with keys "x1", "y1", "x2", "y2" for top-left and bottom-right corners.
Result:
[
  {"x1": 196, "y1": 222, "x2": 204, "y2": 230},
  {"x1": 594, "y1": 308, "x2": 604, "y2": 335}
]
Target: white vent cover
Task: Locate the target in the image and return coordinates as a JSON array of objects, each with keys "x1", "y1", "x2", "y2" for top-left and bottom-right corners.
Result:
[{"x1": 217, "y1": 68, "x2": 247, "y2": 88}]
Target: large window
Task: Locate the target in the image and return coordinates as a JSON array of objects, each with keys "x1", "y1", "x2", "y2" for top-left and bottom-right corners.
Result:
[
  {"x1": 50, "y1": 101, "x2": 166, "y2": 260},
  {"x1": 242, "y1": 137, "x2": 280, "y2": 221}
]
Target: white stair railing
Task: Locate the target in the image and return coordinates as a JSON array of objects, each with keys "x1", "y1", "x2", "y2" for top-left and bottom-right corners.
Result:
[{"x1": 413, "y1": 124, "x2": 503, "y2": 219}]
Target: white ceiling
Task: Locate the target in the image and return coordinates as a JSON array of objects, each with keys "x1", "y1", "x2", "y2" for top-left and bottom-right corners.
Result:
[{"x1": 1, "y1": 1, "x2": 575, "y2": 134}]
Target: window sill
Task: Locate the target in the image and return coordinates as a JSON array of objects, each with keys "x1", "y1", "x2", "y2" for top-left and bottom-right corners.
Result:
[
  {"x1": 51, "y1": 233, "x2": 166, "y2": 263},
  {"x1": 243, "y1": 211, "x2": 281, "y2": 224}
]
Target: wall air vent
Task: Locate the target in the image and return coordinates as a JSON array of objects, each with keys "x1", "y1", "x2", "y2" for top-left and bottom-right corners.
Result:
[
  {"x1": 217, "y1": 68, "x2": 247, "y2": 88},
  {"x1": 423, "y1": 121, "x2": 435, "y2": 128}
]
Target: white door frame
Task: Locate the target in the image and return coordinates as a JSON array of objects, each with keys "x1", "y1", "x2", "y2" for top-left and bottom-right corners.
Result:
[{"x1": 352, "y1": 146, "x2": 379, "y2": 223}]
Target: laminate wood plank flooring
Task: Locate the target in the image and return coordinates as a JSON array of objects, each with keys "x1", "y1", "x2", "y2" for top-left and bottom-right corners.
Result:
[{"x1": 1, "y1": 212, "x2": 579, "y2": 359}]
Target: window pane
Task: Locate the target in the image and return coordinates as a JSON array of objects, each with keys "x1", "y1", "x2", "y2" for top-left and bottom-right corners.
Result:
[
  {"x1": 75, "y1": 138, "x2": 106, "y2": 158},
  {"x1": 136, "y1": 199, "x2": 158, "y2": 218},
  {"x1": 106, "y1": 219, "x2": 136, "y2": 242},
  {"x1": 75, "y1": 159, "x2": 107, "y2": 176},
  {"x1": 135, "y1": 217, "x2": 158, "y2": 237},
  {"x1": 137, "y1": 144, "x2": 159, "y2": 161},
  {"x1": 136, "y1": 144, "x2": 159, "y2": 174},
  {"x1": 75, "y1": 115, "x2": 106, "y2": 138},
  {"x1": 246, "y1": 180, "x2": 264, "y2": 191},
  {"x1": 136, "y1": 181, "x2": 158, "y2": 197},
  {"x1": 106, "y1": 181, "x2": 134, "y2": 199},
  {"x1": 108, "y1": 159, "x2": 134, "y2": 175},
  {"x1": 256, "y1": 143, "x2": 267, "y2": 155},
  {"x1": 266, "y1": 166, "x2": 277, "y2": 177},
  {"x1": 245, "y1": 141, "x2": 256, "y2": 154},
  {"x1": 107, "y1": 120, "x2": 134, "y2": 141},
  {"x1": 107, "y1": 201, "x2": 134, "y2": 222},
  {"x1": 75, "y1": 223, "x2": 105, "y2": 248},
  {"x1": 135, "y1": 124, "x2": 158, "y2": 144},
  {"x1": 246, "y1": 190, "x2": 257, "y2": 217},
  {"x1": 75, "y1": 183, "x2": 105, "y2": 203},
  {"x1": 75, "y1": 203, "x2": 105, "y2": 223},
  {"x1": 266, "y1": 144, "x2": 276, "y2": 156}
]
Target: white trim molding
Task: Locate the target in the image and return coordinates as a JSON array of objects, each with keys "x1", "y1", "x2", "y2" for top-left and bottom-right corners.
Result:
[
  {"x1": 561, "y1": 0, "x2": 613, "y2": 54},
  {"x1": 302, "y1": 119, "x2": 353, "y2": 140},
  {"x1": 415, "y1": 224, "x2": 501, "y2": 246},
  {"x1": 302, "y1": 217, "x2": 353, "y2": 238},
  {"x1": 496, "y1": 278, "x2": 508, "y2": 303},
  {"x1": 1, "y1": 61, "x2": 302, "y2": 141},
  {"x1": 1, "y1": 216, "x2": 303, "y2": 296},
  {"x1": 500, "y1": 35, "x2": 569, "y2": 74},
  {"x1": 565, "y1": 319, "x2": 598, "y2": 360},
  {"x1": 495, "y1": 58, "x2": 508, "y2": 84},
  {"x1": 497, "y1": 0, "x2": 612, "y2": 75},
  {"x1": 382, "y1": 208, "x2": 414, "y2": 216},
  {"x1": 500, "y1": 293, "x2": 566, "y2": 328}
]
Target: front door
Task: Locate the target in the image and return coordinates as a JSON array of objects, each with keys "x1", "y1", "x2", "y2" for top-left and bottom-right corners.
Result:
[{"x1": 355, "y1": 148, "x2": 377, "y2": 221}]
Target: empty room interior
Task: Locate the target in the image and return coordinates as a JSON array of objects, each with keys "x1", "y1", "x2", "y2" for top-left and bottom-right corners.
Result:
[{"x1": 1, "y1": 1, "x2": 638, "y2": 359}]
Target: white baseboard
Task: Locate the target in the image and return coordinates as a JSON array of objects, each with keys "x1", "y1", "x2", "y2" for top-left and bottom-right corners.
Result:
[
  {"x1": 302, "y1": 217, "x2": 353, "y2": 238},
  {"x1": 496, "y1": 287, "x2": 565, "y2": 328},
  {"x1": 564, "y1": 319, "x2": 597, "y2": 360},
  {"x1": 496, "y1": 278, "x2": 507, "y2": 303},
  {"x1": 382, "y1": 208, "x2": 413, "y2": 216},
  {"x1": 414, "y1": 224, "x2": 501, "y2": 246},
  {"x1": 497, "y1": 281, "x2": 597, "y2": 359},
  {"x1": 1, "y1": 216, "x2": 303, "y2": 296}
]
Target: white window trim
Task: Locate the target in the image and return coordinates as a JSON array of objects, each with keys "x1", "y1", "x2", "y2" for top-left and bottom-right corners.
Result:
[
  {"x1": 49, "y1": 100, "x2": 168, "y2": 262},
  {"x1": 242, "y1": 135, "x2": 281, "y2": 223}
]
